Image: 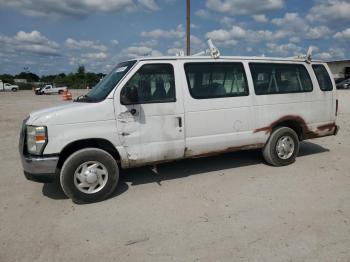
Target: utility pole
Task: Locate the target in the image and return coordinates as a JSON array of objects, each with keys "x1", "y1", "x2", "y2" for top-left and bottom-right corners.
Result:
[{"x1": 186, "y1": 0, "x2": 190, "y2": 56}]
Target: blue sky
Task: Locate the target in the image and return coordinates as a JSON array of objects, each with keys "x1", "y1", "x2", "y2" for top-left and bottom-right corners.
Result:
[{"x1": 0, "y1": 0, "x2": 349, "y2": 75}]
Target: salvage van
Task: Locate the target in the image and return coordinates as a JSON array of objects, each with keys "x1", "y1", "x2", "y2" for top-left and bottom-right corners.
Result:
[{"x1": 19, "y1": 44, "x2": 339, "y2": 202}]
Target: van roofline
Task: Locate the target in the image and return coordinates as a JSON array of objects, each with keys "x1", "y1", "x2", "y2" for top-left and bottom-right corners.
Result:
[{"x1": 127, "y1": 55, "x2": 324, "y2": 63}]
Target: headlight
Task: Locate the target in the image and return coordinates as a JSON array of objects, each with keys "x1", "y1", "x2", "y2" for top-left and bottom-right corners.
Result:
[{"x1": 26, "y1": 126, "x2": 47, "y2": 155}]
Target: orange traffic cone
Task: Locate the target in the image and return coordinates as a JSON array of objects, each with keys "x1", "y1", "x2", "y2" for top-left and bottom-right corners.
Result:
[
  {"x1": 62, "y1": 89, "x2": 72, "y2": 101},
  {"x1": 66, "y1": 91, "x2": 72, "y2": 100}
]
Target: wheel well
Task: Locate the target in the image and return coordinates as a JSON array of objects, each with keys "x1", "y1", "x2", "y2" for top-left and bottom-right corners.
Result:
[
  {"x1": 57, "y1": 139, "x2": 120, "y2": 169},
  {"x1": 274, "y1": 120, "x2": 303, "y2": 140}
]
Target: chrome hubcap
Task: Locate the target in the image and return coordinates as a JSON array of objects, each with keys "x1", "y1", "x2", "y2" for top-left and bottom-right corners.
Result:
[
  {"x1": 74, "y1": 161, "x2": 108, "y2": 194},
  {"x1": 276, "y1": 136, "x2": 295, "y2": 160}
]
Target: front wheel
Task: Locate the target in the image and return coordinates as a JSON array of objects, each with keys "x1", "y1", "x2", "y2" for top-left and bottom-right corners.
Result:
[
  {"x1": 262, "y1": 127, "x2": 299, "y2": 166},
  {"x1": 60, "y1": 148, "x2": 119, "y2": 203},
  {"x1": 11, "y1": 88, "x2": 18, "y2": 92}
]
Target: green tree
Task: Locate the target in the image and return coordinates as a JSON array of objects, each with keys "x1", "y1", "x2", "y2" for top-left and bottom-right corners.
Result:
[{"x1": 0, "y1": 74, "x2": 15, "y2": 84}]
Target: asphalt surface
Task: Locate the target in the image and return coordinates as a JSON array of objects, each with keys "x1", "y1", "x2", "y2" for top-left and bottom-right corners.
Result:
[{"x1": 0, "y1": 90, "x2": 349, "y2": 262}]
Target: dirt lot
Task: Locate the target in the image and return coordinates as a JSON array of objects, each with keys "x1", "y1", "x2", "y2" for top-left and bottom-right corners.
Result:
[{"x1": 0, "y1": 90, "x2": 349, "y2": 262}]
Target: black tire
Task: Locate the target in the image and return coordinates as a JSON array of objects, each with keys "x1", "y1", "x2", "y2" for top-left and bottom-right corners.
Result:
[
  {"x1": 262, "y1": 127, "x2": 299, "y2": 166},
  {"x1": 12, "y1": 88, "x2": 18, "y2": 92},
  {"x1": 60, "y1": 148, "x2": 119, "y2": 203},
  {"x1": 58, "y1": 90, "x2": 63, "y2": 94}
]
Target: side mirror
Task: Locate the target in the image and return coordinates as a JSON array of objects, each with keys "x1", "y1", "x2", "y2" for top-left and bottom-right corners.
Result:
[{"x1": 121, "y1": 85, "x2": 139, "y2": 105}]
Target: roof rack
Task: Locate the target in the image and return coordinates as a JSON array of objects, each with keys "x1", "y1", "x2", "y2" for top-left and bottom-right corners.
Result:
[
  {"x1": 192, "y1": 39, "x2": 221, "y2": 59},
  {"x1": 288, "y1": 46, "x2": 313, "y2": 63}
]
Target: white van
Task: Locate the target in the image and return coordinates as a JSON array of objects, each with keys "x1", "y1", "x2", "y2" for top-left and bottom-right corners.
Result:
[{"x1": 19, "y1": 54, "x2": 339, "y2": 202}]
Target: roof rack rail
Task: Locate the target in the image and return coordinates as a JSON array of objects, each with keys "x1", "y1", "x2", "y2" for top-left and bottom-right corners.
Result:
[
  {"x1": 287, "y1": 46, "x2": 313, "y2": 63},
  {"x1": 305, "y1": 46, "x2": 313, "y2": 64},
  {"x1": 192, "y1": 38, "x2": 221, "y2": 59}
]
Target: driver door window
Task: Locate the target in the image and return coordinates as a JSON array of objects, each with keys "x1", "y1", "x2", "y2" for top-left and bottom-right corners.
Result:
[{"x1": 121, "y1": 64, "x2": 176, "y2": 104}]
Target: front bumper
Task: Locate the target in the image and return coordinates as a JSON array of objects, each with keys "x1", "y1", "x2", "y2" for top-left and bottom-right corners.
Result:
[
  {"x1": 22, "y1": 156, "x2": 59, "y2": 182},
  {"x1": 19, "y1": 117, "x2": 58, "y2": 183}
]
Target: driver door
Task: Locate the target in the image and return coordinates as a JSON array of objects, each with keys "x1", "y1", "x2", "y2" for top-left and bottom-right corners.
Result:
[{"x1": 115, "y1": 61, "x2": 185, "y2": 167}]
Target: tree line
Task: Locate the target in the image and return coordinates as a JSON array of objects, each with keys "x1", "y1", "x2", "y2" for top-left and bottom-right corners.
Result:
[{"x1": 0, "y1": 66, "x2": 105, "y2": 90}]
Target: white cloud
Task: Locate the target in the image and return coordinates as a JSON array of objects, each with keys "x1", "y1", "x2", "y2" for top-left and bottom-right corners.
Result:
[
  {"x1": 206, "y1": 26, "x2": 247, "y2": 41},
  {"x1": 271, "y1": 12, "x2": 331, "y2": 40},
  {"x1": 65, "y1": 38, "x2": 107, "y2": 51},
  {"x1": 334, "y1": 28, "x2": 350, "y2": 39},
  {"x1": 138, "y1": 39, "x2": 158, "y2": 47},
  {"x1": 167, "y1": 48, "x2": 183, "y2": 55},
  {"x1": 191, "y1": 23, "x2": 199, "y2": 29},
  {"x1": 220, "y1": 17, "x2": 235, "y2": 27},
  {"x1": 122, "y1": 46, "x2": 162, "y2": 58},
  {"x1": 266, "y1": 42, "x2": 302, "y2": 56},
  {"x1": 138, "y1": 0, "x2": 159, "y2": 11},
  {"x1": 81, "y1": 52, "x2": 108, "y2": 60},
  {"x1": 141, "y1": 24, "x2": 185, "y2": 39},
  {"x1": 205, "y1": 0, "x2": 284, "y2": 15},
  {"x1": 316, "y1": 47, "x2": 345, "y2": 60},
  {"x1": 195, "y1": 9, "x2": 211, "y2": 19},
  {"x1": 0, "y1": 30, "x2": 59, "y2": 56},
  {"x1": 0, "y1": 0, "x2": 159, "y2": 18},
  {"x1": 252, "y1": 14, "x2": 268, "y2": 23},
  {"x1": 307, "y1": 1, "x2": 350, "y2": 22},
  {"x1": 289, "y1": 36, "x2": 301, "y2": 43},
  {"x1": 318, "y1": 52, "x2": 332, "y2": 60},
  {"x1": 205, "y1": 25, "x2": 285, "y2": 47},
  {"x1": 306, "y1": 26, "x2": 331, "y2": 40},
  {"x1": 111, "y1": 39, "x2": 119, "y2": 45},
  {"x1": 271, "y1": 13, "x2": 306, "y2": 30}
]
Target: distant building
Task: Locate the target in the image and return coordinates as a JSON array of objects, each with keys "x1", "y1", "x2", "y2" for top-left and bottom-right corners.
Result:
[
  {"x1": 14, "y1": 78, "x2": 27, "y2": 83},
  {"x1": 327, "y1": 60, "x2": 350, "y2": 80}
]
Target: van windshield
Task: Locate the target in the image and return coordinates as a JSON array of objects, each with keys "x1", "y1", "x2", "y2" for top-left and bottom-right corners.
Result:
[{"x1": 76, "y1": 60, "x2": 136, "y2": 102}]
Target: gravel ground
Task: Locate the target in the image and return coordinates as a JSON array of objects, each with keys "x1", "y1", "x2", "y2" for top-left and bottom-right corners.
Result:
[{"x1": 0, "y1": 90, "x2": 349, "y2": 262}]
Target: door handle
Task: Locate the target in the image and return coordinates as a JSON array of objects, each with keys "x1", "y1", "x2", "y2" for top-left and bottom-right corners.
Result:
[{"x1": 177, "y1": 117, "x2": 182, "y2": 128}]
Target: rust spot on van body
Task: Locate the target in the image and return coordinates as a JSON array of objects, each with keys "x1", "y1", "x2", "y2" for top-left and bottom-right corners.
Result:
[
  {"x1": 184, "y1": 143, "x2": 265, "y2": 159},
  {"x1": 253, "y1": 115, "x2": 308, "y2": 135},
  {"x1": 317, "y1": 122, "x2": 336, "y2": 132},
  {"x1": 254, "y1": 115, "x2": 337, "y2": 140}
]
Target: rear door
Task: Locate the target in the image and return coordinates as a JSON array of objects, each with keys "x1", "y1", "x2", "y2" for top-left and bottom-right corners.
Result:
[
  {"x1": 311, "y1": 64, "x2": 335, "y2": 121},
  {"x1": 115, "y1": 61, "x2": 185, "y2": 167}
]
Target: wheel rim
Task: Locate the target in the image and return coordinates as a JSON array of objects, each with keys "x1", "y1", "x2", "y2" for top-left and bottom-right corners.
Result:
[
  {"x1": 276, "y1": 135, "x2": 295, "y2": 160},
  {"x1": 74, "y1": 161, "x2": 108, "y2": 194}
]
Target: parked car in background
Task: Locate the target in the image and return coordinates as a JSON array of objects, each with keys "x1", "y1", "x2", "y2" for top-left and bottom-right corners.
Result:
[
  {"x1": 35, "y1": 84, "x2": 67, "y2": 95},
  {"x1": 336, "y1": 78, "x2": 350, "y2": 89},
  {"x1": 0, "y1": 80, "x2": 19, "y2": 92}
]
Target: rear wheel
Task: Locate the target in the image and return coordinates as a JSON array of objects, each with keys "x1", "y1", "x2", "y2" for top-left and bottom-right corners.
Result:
[
  {"x1": 262, "y1": 127, "x2": 299, "y2": 166},
  {"x1": 60, "y1": 148, "x2": 119, "y2": 203},
  {"x1": 58, "y1": 90, "x2": 63, "y2": 94}
]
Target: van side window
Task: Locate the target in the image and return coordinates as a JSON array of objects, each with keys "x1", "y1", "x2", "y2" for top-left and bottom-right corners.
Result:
[
  {"x1": 122, "y1": 64, "x2": 175, "y2": 104},
  {"x1": 184, "y1": 63, "x2": 249, "y2": 99},
  {"x1": 250, "y1": 63, "x2": 313, "y2": 95},
  {"x1": 312, "y1": 64, "x2": 333, "y2": 91}
]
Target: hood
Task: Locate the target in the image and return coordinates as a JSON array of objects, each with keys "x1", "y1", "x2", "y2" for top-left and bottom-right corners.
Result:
[{"x1": 27, "y1": 99, "x2": 115, "y2": 126}]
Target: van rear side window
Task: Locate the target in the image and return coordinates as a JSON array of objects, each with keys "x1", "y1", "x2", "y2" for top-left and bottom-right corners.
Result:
[
  {"x1": 250, "y1": 63, "x2": 313, "y2": 95},
  {"x1": 312, "y1": 64, "x2": 333, "y2": 91},
  {"x1": 184, "y1": 63, "x2": 249, "y2": 99}
]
